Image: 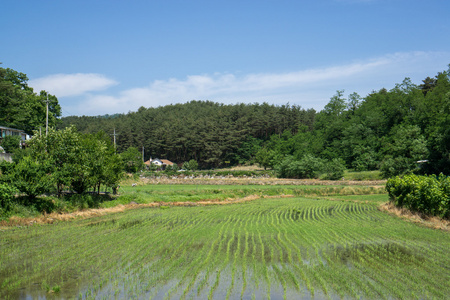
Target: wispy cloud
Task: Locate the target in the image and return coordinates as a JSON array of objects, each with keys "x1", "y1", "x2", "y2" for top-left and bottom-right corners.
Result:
[
  {"x1": 46, "y1": 51, "x2": 450, "y2": 116},
  {"x1": 29, "y1": 73, "x2": 118, "y2": 97}
]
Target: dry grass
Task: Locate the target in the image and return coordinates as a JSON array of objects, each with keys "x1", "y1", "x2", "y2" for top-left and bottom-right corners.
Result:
[
  {"x1": 0, "y1": 205, "x2": 129, "y2": 229},
  {"x1": 379, "y1": 202, "x2": 450, "y2": 231}
]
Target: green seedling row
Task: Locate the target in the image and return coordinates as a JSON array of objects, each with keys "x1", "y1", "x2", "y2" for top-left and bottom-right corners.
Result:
[{"x1": 1, "y1": 187, "x2": 449, "y2": 299}]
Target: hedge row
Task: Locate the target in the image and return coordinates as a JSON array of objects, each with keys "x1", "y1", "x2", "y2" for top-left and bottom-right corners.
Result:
[{"x1": 386, "y1": 174, "x2": 450, "y2": 218}]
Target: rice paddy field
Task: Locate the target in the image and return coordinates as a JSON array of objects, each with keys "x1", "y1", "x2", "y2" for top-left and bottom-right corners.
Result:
[{"x1": 1, "y1": 184, "x2": 449, "y2": 299}]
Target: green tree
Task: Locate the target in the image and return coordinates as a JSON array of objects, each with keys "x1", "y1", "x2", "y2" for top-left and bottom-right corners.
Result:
[
  {"x1": 275, "y1": 154, "x2": 324, "y2": 179},
  {"x1": 380, "y1": 125, "x2": 428, "y2": 178},
  {"x1": 255, "y1": 148, "x2": 280, "y2": 170},
  {"x1": 28, "y1": 126, "x2": 123, "y2": 195},
  {"x1": 182, "y1": 159, "x2": 199, "y2": 171},
  {"x1": 10, "y1": 156, "x2": 53, "y2": 198},
  {"x1": 120, "y1": 147, "x2": 144, "y2": 173},
  {"x1": 322, "y1": 158, "x2": 346, "y2": 180},
  {"x1": 0, "y1": 66, "x2": 61, "y2": 133}
]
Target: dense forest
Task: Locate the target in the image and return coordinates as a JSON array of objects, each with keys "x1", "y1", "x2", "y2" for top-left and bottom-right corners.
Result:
[
  {"x1": 59, "y1": 101, "x2": 316, "y2": 167},
  {"x1": 58, "y1": 66, "x2": 450, "y2": 176}
]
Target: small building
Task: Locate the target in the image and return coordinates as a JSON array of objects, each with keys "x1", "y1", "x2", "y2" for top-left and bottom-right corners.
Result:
[
  {"x1": 144, "y1": 158, "x2": 175, "y2": 170},
  {"x1": 0, "y1": 126, "x2": 29, "y2": 148}
]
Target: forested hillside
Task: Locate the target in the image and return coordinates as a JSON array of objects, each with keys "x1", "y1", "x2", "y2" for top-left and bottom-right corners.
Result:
[
  {"x1": 59, "y1": 101, "x2": 316, "y2": 167},
  {"x1": 59, "y1": 67, "x2": 450, "y2": 175}
]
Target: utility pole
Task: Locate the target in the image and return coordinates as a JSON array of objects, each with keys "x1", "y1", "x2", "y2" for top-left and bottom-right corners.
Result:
[
  {"x1": 45, "y1": 94, "x2": 49, "y2": 136},
  {"x1": 142, "y1": 146, "x2": 145, "y2": 162},
  {"x1": 111, "y1": 128, "x2": 119, "y2": 151}
]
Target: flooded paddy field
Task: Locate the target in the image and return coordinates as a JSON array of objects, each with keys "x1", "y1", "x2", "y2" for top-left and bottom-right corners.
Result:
[{"x1": 1, "y1": 192, "x2": 449, "y2": 299}]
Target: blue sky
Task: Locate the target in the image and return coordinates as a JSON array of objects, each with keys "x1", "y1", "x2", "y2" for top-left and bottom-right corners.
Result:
[{"x1": 2, "y1": 0, "x2": 450, "y2": 116}]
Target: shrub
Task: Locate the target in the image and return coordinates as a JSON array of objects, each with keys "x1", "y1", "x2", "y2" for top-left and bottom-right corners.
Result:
[
  {"x1": 352, "y1": 151, "x2": 378, "y2": 171},
  {"x1": 386, "y1": 174, "x2": 450, "y2": 218},
  {"x1": 0, "y1": 183, "x2": 18, "y2": 210},
  {"x1": 322, "y1": 158, "x2": 346, "y2": 180},
  {"x1": 1, "y1": 135, "x2": 21, "y2": 153},
  {"x1": 275, "y1": 155, "x2": 324, "y2": 179},
  {"x1": 380, "y1": 156, "x2": 417, "y2": 178},
  {"x1": 11, "y1": 156, "x2": 53, "y2": 198},
  {"x1": 182, "y1": 159, "x2": 198, "y2": 171}
]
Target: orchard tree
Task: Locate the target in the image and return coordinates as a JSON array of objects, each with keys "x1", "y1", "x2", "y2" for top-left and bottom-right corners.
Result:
[{"x1": 28, "y1": 126, "x2": 124, "y2": 195}]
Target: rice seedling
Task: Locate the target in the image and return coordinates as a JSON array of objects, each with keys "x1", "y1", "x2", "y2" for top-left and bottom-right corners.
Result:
[{"x1": 1, "y1": 185, "x2": 449, "y2": 299}]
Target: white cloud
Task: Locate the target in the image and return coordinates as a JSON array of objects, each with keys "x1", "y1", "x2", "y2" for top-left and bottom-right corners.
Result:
[
  {"x1": 61, "y1": 51, "x2": 450, "y2": 116},
  {"x1": 29, "y1": 73, "x2": 118, "y2": 97}
]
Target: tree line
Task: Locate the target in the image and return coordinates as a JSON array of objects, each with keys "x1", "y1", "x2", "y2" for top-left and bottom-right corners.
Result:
[
  {"x1": 2, "y1": 63, "x2": 450, "y2": 180},
  {"x1": 58, "y1": 66, "x2": 450, "y2": 177},
  {"x1": 58, "y1": 101, "x2": 316, "y2": 168}
]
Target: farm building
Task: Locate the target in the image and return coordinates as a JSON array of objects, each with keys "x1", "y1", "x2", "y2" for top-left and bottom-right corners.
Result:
[{"x1": 144, "y1": 158, "x2": 175, "y2": 170}]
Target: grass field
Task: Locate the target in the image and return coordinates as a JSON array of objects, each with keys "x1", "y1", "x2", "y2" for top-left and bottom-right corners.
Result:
[{"x1": 0, "y1": 184, "x2": 449, "y2": 299}]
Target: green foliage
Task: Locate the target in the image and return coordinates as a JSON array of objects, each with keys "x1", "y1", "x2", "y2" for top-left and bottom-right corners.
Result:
[
  {"x1": 120, "y1": 147, "x2": 144, "y2": 173},
  {"x1": 255, "y1": 148, "x2": 280, "y2": 170},
  {"x1": 232, "y1": 136, "x2": 262, "y2": 164},
  {"x1": 163, "y1": 163, "x2": 179, "y2": 174},
  {"x1": 0, "y1": 66, "x2": 61, "y2": 134},
  {"x1": 55, "y1": 66, "x2": 450, "y2": 174},
  {"x1": 380, "y1": 124, "x2": 428, "y2": 178},
  {"x1": 321, "y1": 158, "x2": 346, "y2": 180},
  {"x1": 344, "y1": 170, "x2": 382, "y2": 181},
  {"x1": 182, "y1": 159, "x2": 199, "y2": 171},
  {"x1": 18, "y1": 126, "x2": 124, "y2": 196},
  {"x1": 0, "y1": 183, "x2": 17, "y2": 210},
  {"x1": 352, "y1": 148, "x2": 378, "y2": 171},
  {"x1": 9, "y1": 156, "x2": 53, "y2": 198},
  {"x1": 58, "y1": 101, "x2": 316, "y2": 168},
  {"x1": 386, "y1": 174, "x2": 450, "y2": 218},
  {"x1": 1, "y1": 135, "x2": 21, "y2": 153},
  {"x1": 275, "y1": 154, "x2": 324, "y2": 179}
]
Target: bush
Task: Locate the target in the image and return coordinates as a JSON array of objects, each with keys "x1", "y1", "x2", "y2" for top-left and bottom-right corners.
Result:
[
  {"x1": 275, "y1": 155, "x2": 324, "y2": 179},
  {"x1": 380, "y1": 156, "x2": 417, "y2": 178},
  {"x1": 0, "y1": 183, "x2": 18, "y2": 211},
  {"x1": 386, "y1": 174, "x2": 450, "y2": 218},
  {"x1": 1, "y1": 135, "x2": 21, "y2": 153},
  {"x1": 322, "y1": 158, "x2": 346, "y2": 180},
  {"x1": 352, "y1": 151, "x2": 378, "y2": 171},
  {"x1": 182, "y1": 159, "x2": 198, "y2": 171},
  {"x1": 11, "y1": 156, "x2": 53, "y2": 198}
]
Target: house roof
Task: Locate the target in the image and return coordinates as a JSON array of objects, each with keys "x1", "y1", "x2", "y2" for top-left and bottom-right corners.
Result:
[
  {"x1": 144, "y1": 158, "x2": 174, "y2": 165},
  {"x1": 160, "y1": 159, "x2": 174, "y2": 165}
]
